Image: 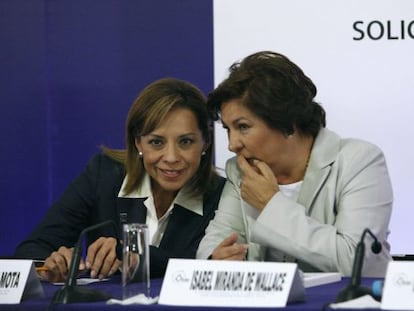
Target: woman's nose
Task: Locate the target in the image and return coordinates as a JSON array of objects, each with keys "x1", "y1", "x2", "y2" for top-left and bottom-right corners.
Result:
[
  {"x1": 163, "y1": 144, "x2": 179, "y2": 162},
  {"x1": 228, "y1": 133, "x2": 242, "y2": 153}
]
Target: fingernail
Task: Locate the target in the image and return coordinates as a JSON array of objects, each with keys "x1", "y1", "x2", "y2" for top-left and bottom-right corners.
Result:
[
  {"x1": 86, "y1": 262, "x2": 91, "y2": 269},
  {"x1": 90, "y1": 270, "x2": 96, "y2": 278},
  {"x1": 99, "y1": 274, "x2": 103, "y2": 280}
]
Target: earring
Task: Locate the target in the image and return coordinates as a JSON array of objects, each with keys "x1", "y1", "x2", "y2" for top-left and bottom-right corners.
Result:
[
  {"x1": 201, "y1": 151, "x2": 206, "y2": 156},
  {"x1": 138, "y1": 151, "x2": 143, "y2": 157}
]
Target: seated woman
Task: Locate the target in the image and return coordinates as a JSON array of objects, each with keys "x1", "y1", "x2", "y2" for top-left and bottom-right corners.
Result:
[
  {"x1": 15, "y1": 78, "x2": 225, "y2": 282},
  {"x1": 197, "y1": 51, "x2": 393, "y2": 277}
]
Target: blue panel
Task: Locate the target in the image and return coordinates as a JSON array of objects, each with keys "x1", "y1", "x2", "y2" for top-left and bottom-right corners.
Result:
[{"x1": 0, "y1": 0, "x2": 49, "y2": 256}]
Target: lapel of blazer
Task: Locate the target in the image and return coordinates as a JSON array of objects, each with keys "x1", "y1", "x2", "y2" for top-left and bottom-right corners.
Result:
[
  {"x1": 298, "y1": 128, "x2": 340, "y2": 214},
  {"x1": 159, "y1": 205, "x2": 201, "y2": 251},
  {"x1": 116, "y1": 197, "x2": 147, "y2": 237},
  {"x1": 159, "y1": 177, "x2": 225, "y2": 252}
]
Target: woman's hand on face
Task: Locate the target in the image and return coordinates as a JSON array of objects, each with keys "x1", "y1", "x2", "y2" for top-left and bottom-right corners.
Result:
[
  {"x1": 210, "y1": 232, "x2": 248, "y2": 260},
  {"x1": 40, "y1": 246, "x2": 82, "y2": 282},
  {"x1": 86, "y1": 237, "x2": 120, "y2": 279},
  {"x1": 237, "y1": 155, "x2": 279, "y2": 211}
]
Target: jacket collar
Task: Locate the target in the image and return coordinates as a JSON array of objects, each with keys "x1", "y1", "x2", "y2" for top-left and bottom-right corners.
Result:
[
  {"x1": 117, "y1": 173, "x2": 203, "y2": 216},
  {"x1": 298, "y1": 128, "x2": 340, "y2": 211}
]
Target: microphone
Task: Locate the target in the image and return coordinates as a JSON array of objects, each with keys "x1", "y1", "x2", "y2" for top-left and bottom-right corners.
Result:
[
  {"x1": 52, "y1": 220, "x2": 120, "y2": 304},
  {"x1": 335, "y1": 228, "x2": 382, "y2": 303},
  {"x1": 371, "y1": 279, "x2": 384, "y2": 300}
]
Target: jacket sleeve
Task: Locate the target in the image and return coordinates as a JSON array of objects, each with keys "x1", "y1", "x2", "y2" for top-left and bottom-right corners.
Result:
[
  {"x1": 196, "y1": 159, "x2": 253, "y2": 259},
  {"x1": 14, "y1": 154, "x2": 121, "y2": 260}
]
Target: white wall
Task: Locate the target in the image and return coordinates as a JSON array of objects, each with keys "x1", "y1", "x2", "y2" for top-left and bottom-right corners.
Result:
[{"x1": 213, "y1": 0, "x2": 414, "y2": 254}]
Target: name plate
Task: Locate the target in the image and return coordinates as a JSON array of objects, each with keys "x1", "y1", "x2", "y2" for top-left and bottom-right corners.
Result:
[
  {"x1": 159, "y1": 259, "x2": 305, "y2": 308},
  {"x1": 0, "y1": 260, "x2": 44, "y2": 304},
  {"x1": 381, "y1": 261, "x2": 414, "y2": 310}
]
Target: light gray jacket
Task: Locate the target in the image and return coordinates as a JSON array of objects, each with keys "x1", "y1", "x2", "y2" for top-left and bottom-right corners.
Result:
[{"x1": 197, "y1": 128, "x2": 393, "y2": 277}]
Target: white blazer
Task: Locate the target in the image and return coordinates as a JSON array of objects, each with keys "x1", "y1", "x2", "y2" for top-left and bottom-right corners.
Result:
[{"x1": 197, "y1": 128, "x2": 393, "y2": 277}]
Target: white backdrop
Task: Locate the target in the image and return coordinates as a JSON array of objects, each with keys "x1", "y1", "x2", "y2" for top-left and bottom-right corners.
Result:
[{"x1": 213, "y1": 0, "x2": 414, "y2": 254}]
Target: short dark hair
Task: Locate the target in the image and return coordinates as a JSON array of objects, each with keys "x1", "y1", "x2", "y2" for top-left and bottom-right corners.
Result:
[{"x1": 208, "y1": 51, "x2": 326, "y2": 138}]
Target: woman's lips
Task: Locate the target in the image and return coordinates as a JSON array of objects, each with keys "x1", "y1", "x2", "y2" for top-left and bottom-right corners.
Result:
[{"x1": 158, "y1": 168, "x2": 183, "y2": 178}]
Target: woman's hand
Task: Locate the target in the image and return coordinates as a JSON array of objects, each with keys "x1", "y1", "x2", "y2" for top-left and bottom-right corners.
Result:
[
  {"x1": 86, "y1": 237, "x2": 120, "y2": 279},
  {"x1": 39, "y1": 246, "x2": 84, "y2": 282},
  {"x1": 210, "y1": 232, "x2": 248, "y2": 260},
  {"x1": 237, "y1": 155, "x2": 279, "y2": 211}
]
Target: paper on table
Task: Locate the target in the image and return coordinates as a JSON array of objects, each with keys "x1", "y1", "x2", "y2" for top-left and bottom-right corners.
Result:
[
  {"x1": 329, "y1": 295, "x2": 381, "y2": 309},
  {"x1": 107, "y1": 295, "x2": 159, "y2": 305},
  {"x1": 52, "y1": 278, "x2": 109, "y2": 286},
  {"x1": 303, "y1": 272, "x2": 342, "y2": 288}
]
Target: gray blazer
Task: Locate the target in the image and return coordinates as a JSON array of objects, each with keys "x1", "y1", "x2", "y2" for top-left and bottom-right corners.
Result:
[{"x1": 197, "y1": 128, "x2": 393, "y2": 277}]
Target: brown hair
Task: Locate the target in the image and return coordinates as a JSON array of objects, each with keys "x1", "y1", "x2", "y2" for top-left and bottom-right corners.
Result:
[{"x1": 103, "y1": 77, "x2": 219, "y2": 196}]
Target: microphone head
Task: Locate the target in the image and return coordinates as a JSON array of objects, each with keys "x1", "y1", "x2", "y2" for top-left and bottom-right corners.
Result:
[
  {"x1": 371, "y1": 241, "x2": 382, "y2": 254},
  {"x1": 371, "y1": 280, "x2": 384, "y2": 298}
]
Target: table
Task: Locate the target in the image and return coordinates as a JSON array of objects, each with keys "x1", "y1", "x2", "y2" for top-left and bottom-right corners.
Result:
[{"x1": 0, "y1": 276, "x2": 383, "y2": 310}]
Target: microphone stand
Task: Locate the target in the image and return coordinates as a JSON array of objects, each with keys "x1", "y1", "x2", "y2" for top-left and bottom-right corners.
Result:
[
  {"x1": 52, "y1": 220, "x2": 118, "y2": 304},
  {"x1": 335, "y1": 228, "x2": 382, "y2": 303}
]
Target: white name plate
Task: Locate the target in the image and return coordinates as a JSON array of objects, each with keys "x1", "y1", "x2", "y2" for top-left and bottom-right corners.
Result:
[
  {"x1": 0, "y1": 260, "x2": 44, "y2": 304},
  {"x1": 159, "y1": 259, "x2": 305, "y2": 308},
  {"x1": 381, "y1": 261, "x2": 414, "y2": 310}
]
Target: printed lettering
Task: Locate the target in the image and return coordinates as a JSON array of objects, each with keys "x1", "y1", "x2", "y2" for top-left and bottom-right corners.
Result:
[
  {"x1": 214, "y1": 271, "x2": 245, "y2": 291},
  {"x1": 254, "y1": 272, "x2": 286, "y2": 292},
  {"x1": 0, "y1": 271, "x2": 20, "y2": 288},
  {"x1": 243, "y1": 272, "x2": 256, "y2": 291},
  {"x1": 353, "y1": 20, "x2": 414, "y2": 41},
  {"x1": 190, "y1": 270, "x2": 213, "y2": 290}
]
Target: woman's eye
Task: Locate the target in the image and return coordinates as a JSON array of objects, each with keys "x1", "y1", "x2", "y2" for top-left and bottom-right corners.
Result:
[
  {"x1": 239, "y1": 123, "x2": 249, "y2": 131},
  {"x1": 180, "y1": 138, "x2": 194, "y2": 146},
  {"x1": 149, "y1": 139, "x2": 163, "y2": 147}
]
